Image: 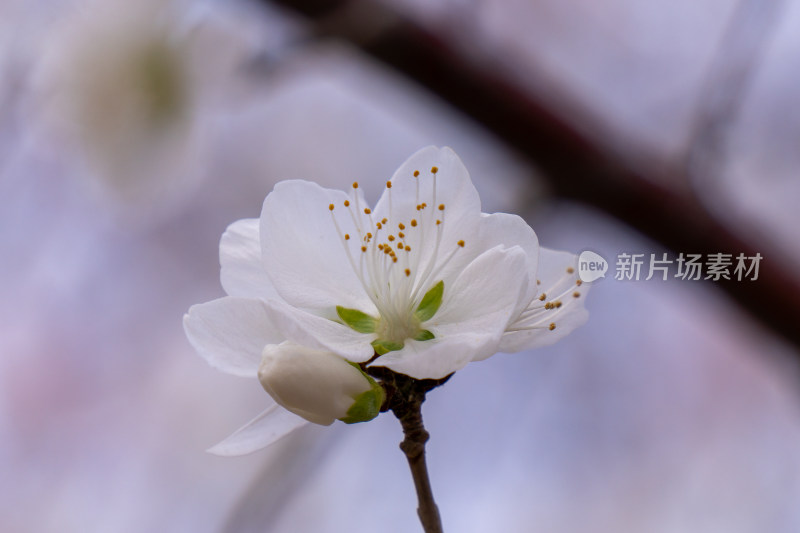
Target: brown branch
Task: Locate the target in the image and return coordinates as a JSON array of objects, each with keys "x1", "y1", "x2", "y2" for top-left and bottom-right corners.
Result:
[
  {"x1": 367, "y1": 367, "x2": 450, "y2": 532},
  {"x1": 396, "y1": 398, "x2": 443, "y2": 533},
  {"x1": 262, "y1": 0, "x2": 800, "y2": 355}
]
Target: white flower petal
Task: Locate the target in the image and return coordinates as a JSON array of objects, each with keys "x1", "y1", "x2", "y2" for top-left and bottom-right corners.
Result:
[
  {"x1": 206, "y1": 404, "x2": 308, "y2": 456},
  {"x1": 260, "y1": 180, "x2": 376, "y2": 314},
  {"x1": 373, "y1": 245, "x2": 528, "y2": 378},
  {"x1": 373, "y1": 333, "x2": 490, "y2": 380},
  {"x1": 183, "y1": 297, "x2": 284, "y2": 377},
  {"x1": 499, "y1": 247, "x2": 590, "y2": 353},
  {"x1": 262, "y1": 300, "x2": 375, "y2": 362},
  {"x1": 476, "y1": 212, "x2": 539, "y2": 315},
  {"x1": 431, "y1": 245, "x2": 528, "y2": 341},
  {"x1": 220, "y1": 218, "x2": 280, "y2": 301},
  {"x1": 373, "y1": 146, "x2": 482, "y2": 285}
]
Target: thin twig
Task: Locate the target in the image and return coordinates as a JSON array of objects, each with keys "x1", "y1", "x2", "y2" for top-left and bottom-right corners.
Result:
[
  {"x1": 367, "y1": 366, "x2": 451, "y2": 532},
  {"x1": 396, "y1": 397, "x2": 443, "y2": 533}
]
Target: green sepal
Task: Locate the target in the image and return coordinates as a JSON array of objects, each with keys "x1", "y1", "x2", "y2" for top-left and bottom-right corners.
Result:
[
  {"x1": 371, "y1": 339, "x2": 404, "y2": 355},
  {"x1": 414, "y1": 329, "x2": 435, "y2": 341},
  {"x1": 340, "y1": 364, "x2": 385, "y2": 424},
  {"x1": 336, "y1": 306, "x2": 378, "y2": 333},
  {"x1": 414, "y1": 280, "x2": 444, "y2": 322}
]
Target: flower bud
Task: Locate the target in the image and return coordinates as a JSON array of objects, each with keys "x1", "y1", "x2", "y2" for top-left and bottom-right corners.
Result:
[{"x1": 258, "y1": 343, "x2": 385, "y2": 426}]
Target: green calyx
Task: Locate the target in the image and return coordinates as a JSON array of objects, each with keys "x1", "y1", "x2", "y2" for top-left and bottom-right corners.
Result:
[
  {"x1": 337, "y1": 306, "x2": 378, "y2": 333},
  {"x1": 371, "y1": 339, "x2": 405, "y2": 355},
  {"x1": 339, "y1": 364, "x2": 386, "y2": 424},
  {"x1": 414, "y1": 329, "x2": 435, "y2": 341},
  {"x1": 415, "y1": 281, "x2": 444, "y2": 322}
]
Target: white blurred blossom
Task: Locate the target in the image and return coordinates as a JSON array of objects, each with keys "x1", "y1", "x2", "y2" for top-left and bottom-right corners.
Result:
[{"x1": 32, "y1": 0, "x2": 258, "y2": 206}]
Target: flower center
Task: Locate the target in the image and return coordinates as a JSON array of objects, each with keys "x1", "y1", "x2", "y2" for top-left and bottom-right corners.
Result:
[{"x1": 329, "y1": 166, "x2": 465, "y2": 350}]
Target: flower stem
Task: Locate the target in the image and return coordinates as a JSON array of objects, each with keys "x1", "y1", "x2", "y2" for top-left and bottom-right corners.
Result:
[
  {"x1": 396, "y1": 398, "x2": 442, "y2": 533},
  {"x1": 365, "y1": 367, "x2": 451, "y2": 533}
]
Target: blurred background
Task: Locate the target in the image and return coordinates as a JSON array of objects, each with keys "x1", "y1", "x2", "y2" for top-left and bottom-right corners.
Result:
[{"x1": 2, "y1": 0, "x2": 800, "y2": 531}]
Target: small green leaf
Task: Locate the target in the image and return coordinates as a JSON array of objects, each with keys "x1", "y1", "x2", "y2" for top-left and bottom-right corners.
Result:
[
  {"x1": 414, "y1": 329, "x2": 435, "y2": 341},
  {"x1": 415, "y1": 280, "x2": 444, "y2": 322},
  {"x1": 371, "y1": 339, "x2": 404, "y2": 355},
  {"x1": 337, "y1": 306, "x2": 377, "y2": 333}
]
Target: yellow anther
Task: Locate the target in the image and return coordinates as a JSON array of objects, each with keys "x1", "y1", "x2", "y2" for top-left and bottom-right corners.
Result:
[
  {"x1": 328, "y1": 204, "x2": 334, "y2": 211},
  {"x1": 386, "y1": 181, "x2": 392, "y2": 188},
  {"x1": 566, "y1": 267, "x2": 575, "y2": 274},
  {"x1": 398, "y1": 223, "x2": 405, "y2": 230},
  {"x1": 388, "y1": 235, "x2": 395, "y2": 242},
  {"x1": 382, "y1": 218, "x2": 388, "y2": 224},
  {"x1": 398, "y1": 232, "x2": 405, "y2": 238},
  {"x1": 392, "y1": 257, "x2": 398, "y2": 263},
  {"x1": 405, "y1": 246, "x2": 412, "y2": 252},
  {"x1": 410, "y1": 219, "x2": 417, "y2": 227},
  {"x1": 544, "y1": 302, "x2": 553, "y2": 310},
  {"x1": 549, "y1": 323, "x2": 556, "y2": 331},
  {"x1": 457, "y1": 240, "x2": 465, "y2": 247},
  {"x1": 573, "y1": 291, "x2": 581, "y2": 298},
  {"x1": 361, "y1": 246, "x2": 367, "y2": 252},
  {"x1": 537, "y1": 279, "x2": 541, "y2": 285},
  {"x1": 366, "y1": 232, "x2": 373, "y2": 239},
  {"x1": 422, "y1": 202, "x2": 427, "y2": 208},
  {"x1": 438, "y1": 204, "x2": 445, "y2": 211},
  {"x1": 431, "y1": 166, "x2": 438, "y2": 174},
  {"x1": 344, "y1": 200, "x2": 350, "y2": 207},
  {"x1": 364, "y1": 208, "x2": 371, "y2": 215},
  {"x1": 555, "y1": 301, "x2": 563, "y2": 308},
  {"x1": 378, "y1": 244, "x2": 384, "y2": 250},
  {"x1": 376, "y1": 222, "x2": 382, "y2": 229},
  {"x1": 416, "y1": 205, "x2": 421, "y2": 211},
  {"x1": 576, "y1": 280, "x2": 583, "y2": 286},
  {"x1": 538, "y1": 293, "x2": 546, "y2": 301},
  {"x1": 344, "y1": 234, "x2": 350, "y2": 240},
  {"x1": 352, "y1": 182, "x2": 359, "y2": 189},
  {"x1": 405, "y1": 268, "x2": 411, "y2": 277},
  {"x1": 436, "y1": 220, "x2": 441, "y2": 225},
  {"x1": 413, "y1": 170, "x2": 420, "y2": 177}
]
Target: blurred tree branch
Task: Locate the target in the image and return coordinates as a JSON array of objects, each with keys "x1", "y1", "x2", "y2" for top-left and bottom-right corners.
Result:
[{"x1": 262, "y1": 0, "x2": 800, "y2": 355}]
